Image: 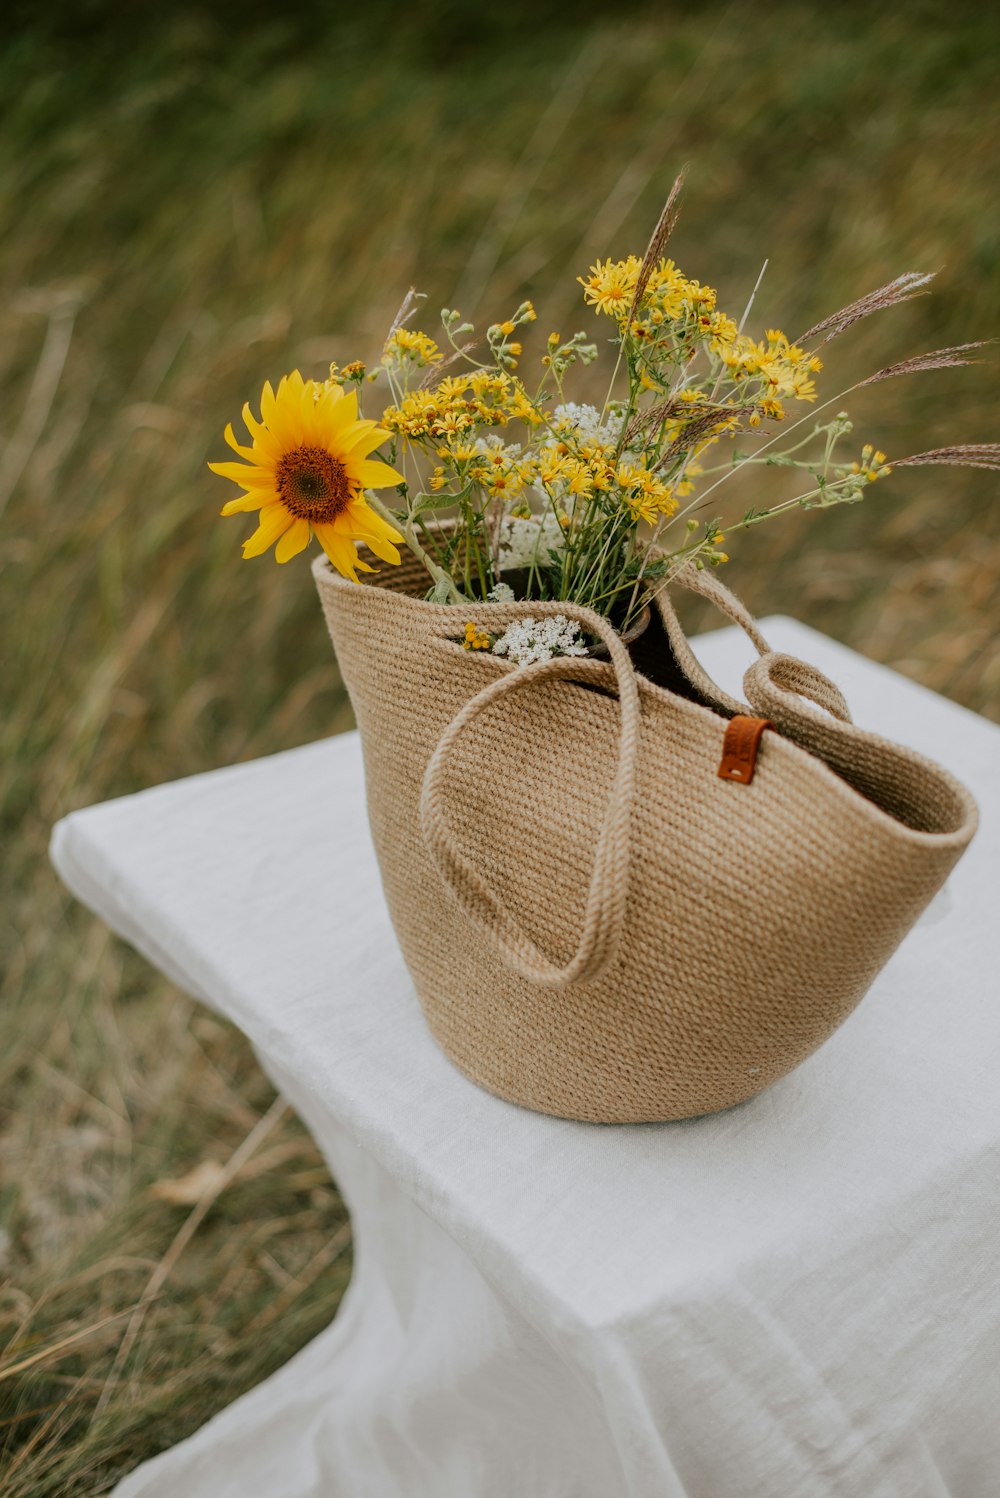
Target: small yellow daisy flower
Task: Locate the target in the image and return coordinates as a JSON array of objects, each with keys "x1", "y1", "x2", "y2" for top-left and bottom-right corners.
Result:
[
  {"x1": 382, "y1": 328, "x2": 443, "y2": 368},
  {"x1": 578, "y1": 256, "x2": 642, "y2": 319}
]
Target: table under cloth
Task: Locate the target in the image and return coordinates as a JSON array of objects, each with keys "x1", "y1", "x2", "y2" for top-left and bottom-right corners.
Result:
[{"x1": 50, "y1": 616, "x2": 1000, "y2": 1498}]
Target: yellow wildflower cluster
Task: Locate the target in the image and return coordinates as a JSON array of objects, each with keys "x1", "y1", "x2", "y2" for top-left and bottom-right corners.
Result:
[
  {"x1": 851, "y1": 445, "x2": 892, "y2": 481},
  {"x1": 463, "y1": 621, "x2": 492, "y2": 650},
  {"x1": 466, "y1": 440, "x2": 533, "y2": 501},
  {"x1": 747, "y1": 397, "x2": 787, "y2": 428},
  {"x1": 486, "y1": 300, "x2": 537, "y2": 370},
  {"x1": 426, "y1": 425, "x2": 538, "y2": 501},
  {"x1": 382, "y1": 367, "x2": 542, "y2": 443},
  {"x1": 634, "y1": 262, "x2": 739, "y2": 352},
  {"x1": 721, "y1": 330, "x2": 822, "y2": 404},
  {"x1": 383, "y1": 387, "x2": 464, "y2": 440},
  {"x1": 579, "y1": 256, "x2": 822, "y2": 422},
  {"x1": 542, "y1": 329, "x2": 599, "y2": 378},
  {"x1": 579, "y1": 255, "x2": 738, "y2": 351},
  {"x1": 578, "y1": 256, "x2": 643, "y2": 319},
  {"x1": 616, "y1": 460, "x2": 680, "y2": 524},
  {"x1": 531, "y1": 445, "x2": 609, "y2": 500},
  {"x1": 322, "y1": 360, "x2": 369, "y2": 391},
  {"x1": 382, "y1": 327, "x2": 444, "y2": 370}
]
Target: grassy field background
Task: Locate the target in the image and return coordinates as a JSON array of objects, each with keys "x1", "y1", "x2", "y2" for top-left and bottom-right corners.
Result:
[{"x1": 2, "y1": 3, "x2": 998, "y2": 1491}]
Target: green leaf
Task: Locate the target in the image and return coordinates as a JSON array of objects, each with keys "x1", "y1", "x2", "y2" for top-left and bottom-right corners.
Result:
[
  {"x1": 408, "y1": 491, "x2": 453, "y2": 518},
  {"x1": 427, "y1": 575, "x2": 457, "y2": 604}
]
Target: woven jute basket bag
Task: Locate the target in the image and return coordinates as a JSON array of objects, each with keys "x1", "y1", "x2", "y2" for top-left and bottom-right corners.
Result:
[{"x1": 314, "y1": 549, "x2": 978, "y2": 1123}]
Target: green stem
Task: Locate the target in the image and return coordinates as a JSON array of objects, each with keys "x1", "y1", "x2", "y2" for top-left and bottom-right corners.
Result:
[{"x1": 366, "y1": 492, "x2": 466, "y2": 604}]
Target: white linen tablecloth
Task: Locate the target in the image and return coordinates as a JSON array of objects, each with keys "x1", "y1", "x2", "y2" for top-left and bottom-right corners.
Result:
[{"x1": 50, "y1": 617, "x2": 1000, "y2": 1498}]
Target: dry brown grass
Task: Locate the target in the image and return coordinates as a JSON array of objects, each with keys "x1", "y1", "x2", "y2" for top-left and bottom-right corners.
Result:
[{"x1": 2, "y1": 4, "x2": 998, "y2": 1492}]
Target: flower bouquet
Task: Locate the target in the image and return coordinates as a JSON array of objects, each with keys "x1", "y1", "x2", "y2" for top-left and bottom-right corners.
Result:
[{"x1": 211, "y1": 177, "x2": 985, "y2": 1122}]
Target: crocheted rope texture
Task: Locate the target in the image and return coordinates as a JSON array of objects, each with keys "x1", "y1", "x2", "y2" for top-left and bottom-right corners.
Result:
[{"x1": 313, "y1": 552, "x2": 978, "y2": 1123}]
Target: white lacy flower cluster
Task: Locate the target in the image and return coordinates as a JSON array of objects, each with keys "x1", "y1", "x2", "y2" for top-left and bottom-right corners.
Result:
[
  {"x1": 496, "y1": 512, "x2": 565, "y2": 571},
  {"x1": 473, "y1": 432, "x2": 522, "y2": 459},
  {"x1": 491, "y1": 615, "x2": 588, "y2": 666},
  {"x1": 542, "y1": 402, "x2": 624, "y2": 450}
]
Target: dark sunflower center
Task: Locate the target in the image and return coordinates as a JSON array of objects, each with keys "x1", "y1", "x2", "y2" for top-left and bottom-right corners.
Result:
[{"x1": 276, "y1": 445, "x2": 352, "y2": 521}]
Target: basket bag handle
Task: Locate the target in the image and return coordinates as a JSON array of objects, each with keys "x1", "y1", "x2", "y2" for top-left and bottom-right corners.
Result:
[
  {"x1": 420, "y1": 603, "x2": 641, "y2": 989},
  {"x1": 419, "y1": 570, "x2": 851, "y2": 990},
  {"x1": 655, "y1": 564, "x2": 853, "y2": 725}
]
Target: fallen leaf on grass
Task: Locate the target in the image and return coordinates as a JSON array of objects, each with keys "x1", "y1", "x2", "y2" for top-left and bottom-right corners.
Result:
[{"x1": 150, "y1": 1161, "x2": 226, "y2": 1205}]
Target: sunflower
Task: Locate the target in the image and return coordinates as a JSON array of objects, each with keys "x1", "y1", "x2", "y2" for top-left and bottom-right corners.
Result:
[{"x1": 210, "y1": 370, "x2": 405, "y2": 581}]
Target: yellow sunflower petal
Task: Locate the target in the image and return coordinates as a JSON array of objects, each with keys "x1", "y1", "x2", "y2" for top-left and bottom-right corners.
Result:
[
  {"x1": 296, "y1": 376, "x2": 316, "y2": 420},
  {"x1": 266, "y1": 384, "x2": 307, "y2": 446},
  {"x1": 339, "y1": 422, "x2": 391, "y2": 457},
  {"x1": 314, "y1": 384, "x2": 356, "y2": 427},
  {"x1": 242, "y1": 502, "x2": 293, "y2": 559},
  {"x1": 259, "y1": 380, "x2": 276, "y2": 422},
  {"x1": 312, "y1": 403, "x2": 353, "y2": 446},
  {"x1": 241, "y1": 401, "x2": 267, "y2": 441},
  {"x1": 291, "y1": 381, "x2": 330, "y2": 446},
  {"x1": 345, "y1": 499, "x2": 404, "y2": 543},
  {"x1": 223, "y1": 423, "x2": 255, "y2": 460},
  {"x1": 313, "y1": 522, "x2": 363, "y2": 582},
  {"x1": 353, "y1": 458, "x2": 406, "y2": 489},
  {"x1": 242, "y1": 403, "x2": 284, "y2": 461},
  {"x1": 266, "y1": 413, "x2": 304, "y2": 453},
  {"x1": 274, "y1": 517, "x2": 311, "y2": 563},
  {"x1": 356, "y1": 531, "x2": 401, "y2": 566},
  {"x1": 279, "y1": 370, "x2": 306, "y2": 402},
  {"x1": 221, "y1": 490, "x2": 274, "y2": 515},
  {"x1": 209, "y1": 459, "x2": 274, "y2": 486}
]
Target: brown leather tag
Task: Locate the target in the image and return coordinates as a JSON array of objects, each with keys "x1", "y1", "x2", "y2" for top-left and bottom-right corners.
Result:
[{"x1": 718, "y1": 715, "x2": 773, "y2": 784}]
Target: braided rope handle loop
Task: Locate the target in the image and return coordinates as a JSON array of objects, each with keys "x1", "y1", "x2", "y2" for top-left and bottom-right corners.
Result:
[
  {"x1": 661, "y1": 565, "x2": 854, "y2": 729},
  {"x1": 419, "y1": 603, "x2": 642, "y2": 990},
  {"x1": 652, "y1": 563, "x2": 771, "y2": 717},
  {"x1": 744, "y1": 652, "x2": 853, "y2": 726},
  {"x1": 669, "y1": 563, "x2": 771, "y2": 656}
]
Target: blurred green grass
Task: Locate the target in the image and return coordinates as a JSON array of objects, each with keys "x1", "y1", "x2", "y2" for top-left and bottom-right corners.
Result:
[{"x1": 2, "y1": 4, "x2": 998, "y2": 1491}]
